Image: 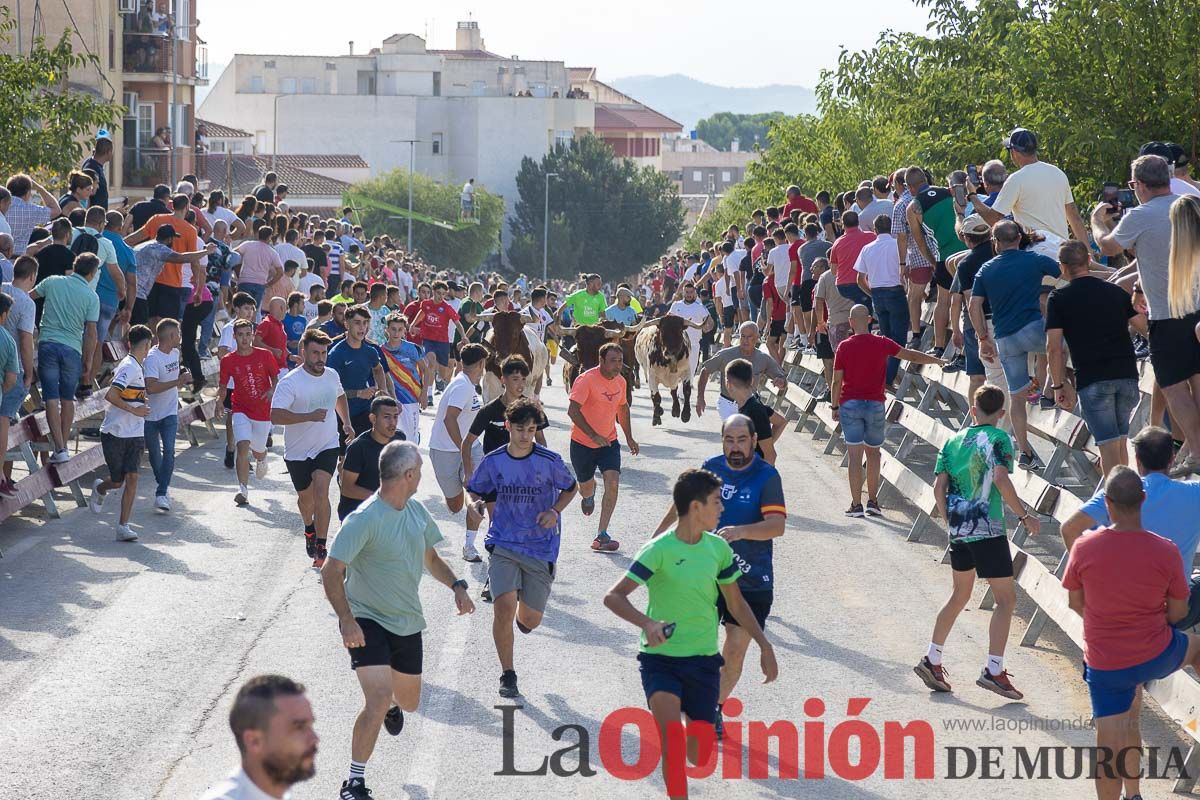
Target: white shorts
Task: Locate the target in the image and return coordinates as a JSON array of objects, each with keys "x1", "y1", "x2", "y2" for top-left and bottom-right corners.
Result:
[
  {"x1": 399, "y1": 402, "x2": 421, "y2": 445},
  {"x1": 232, "y1": 413, "x2": 271, "y2": 454},
  {"x1": 717, "y1": 394, "x2": 740, "y2": 421}
]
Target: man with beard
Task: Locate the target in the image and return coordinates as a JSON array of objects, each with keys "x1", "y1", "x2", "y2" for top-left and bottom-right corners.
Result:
[
  {"x1": 653, "y1": 414, "x2": 786, "y2": 739},
  {"x1": 200, "y1": 674, "x2": 318, "y2": 799}
]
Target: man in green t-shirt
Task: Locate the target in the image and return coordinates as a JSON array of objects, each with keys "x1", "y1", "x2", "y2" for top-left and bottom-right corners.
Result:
[
  {"x1": 556, "y1": 273, "x2": 608, "y2": 327},
  {"x1": 459, "y1": 281, "x2": 487, "y2": 344},
  {"x1": 915, "y1": 384, "x2": 1040, "y2": 703},
  {"x1": 605, "y1": 468, "x2": 777, "y2": 798},
  {"x1": 322, "y1": 441, "x2": 475, "y2": 800}
]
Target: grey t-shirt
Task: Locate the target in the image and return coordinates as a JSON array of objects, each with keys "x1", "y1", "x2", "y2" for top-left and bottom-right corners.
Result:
[
  {"x1": 2, "y1": 282, "x2": 34, "y2": 377},
  {"x1": 134, "y1": 241, "x2": 176, "y2": 300},
  {"x1": 700, "y1": 345, "x2": 785, "y2": 398},
  {"x1": 1112, "y1": 193, "x2": 1178, "y2": 320},
  {"x1": 799, "y1": 239, "x2": 833, "y2": 283},
  {"x1": 857, "y1": 198, "x2": 895, "y2": 233}
]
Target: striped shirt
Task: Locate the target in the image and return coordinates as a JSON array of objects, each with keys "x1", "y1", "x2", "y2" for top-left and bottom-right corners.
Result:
[{"x1": 7, "y1": 196, "x2": 54, "y2": 255}]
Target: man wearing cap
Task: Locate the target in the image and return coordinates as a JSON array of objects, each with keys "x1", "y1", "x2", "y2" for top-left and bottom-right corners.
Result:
[
  {"x1": 971, "y1": 128, "x2": 1089, "y2": 252},
  {"x1": 949, "y1": 215, "x2": 1008, "y2": 414},
  {"x1": 130, "y1": 226, "x2": 213, "y2": 326},
  {"x1": 1140, "y1": 141, "x2": 1200, "y2": 198}
]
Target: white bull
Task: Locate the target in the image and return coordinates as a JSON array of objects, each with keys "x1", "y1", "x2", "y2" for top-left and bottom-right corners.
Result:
[{"x1": 635, "y1": 316, "x2": 695, "y2": 426}]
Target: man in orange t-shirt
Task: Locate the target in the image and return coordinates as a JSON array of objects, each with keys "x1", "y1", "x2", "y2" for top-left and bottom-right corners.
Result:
[
  {"x1": 126, "y1": 193, "x2": 201, "y2": 325},
  {"x1": 567, "y1": 342, "x2": 639, "y2": 553}
]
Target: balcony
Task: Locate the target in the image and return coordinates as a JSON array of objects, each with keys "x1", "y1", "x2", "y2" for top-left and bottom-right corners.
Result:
[
  {"x1": 123, "y1": 32, "x2": 172, "y2": 75},
  {"x1": 122, "y1": 146, "x2": 195, "y2": 189}
]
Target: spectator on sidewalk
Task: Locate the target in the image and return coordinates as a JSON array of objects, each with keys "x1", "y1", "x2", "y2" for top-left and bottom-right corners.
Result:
[
  {"x1": 852, "y1": 214, "x2": 908, "y2": 387},
  {"x1": 969, "y1": 220, "x2": 1061, "y2": 471},
  {"x1": 914, "y1": 384, "x2": 1039, "y2": 701},
  {"x1": 30, "y1": 252, "x2": 101, "y2": 465},
  {"x1": 143, "y1": 318, "x2": 190, "y2": 514},
  {"x1": 831, "y1": 304, "x2": 945, "y2": 517},
  {"x1": 81, "y1": 136, "x2": 112, "y2": 212},
  {"x1": 949, "y1": 215, "x2": 1006, "y2": 409},
  {"x1": 1, "y1": 256, "x2": 36, "y2": 433},
  {"x1": 125, "y1": 194, "x2": 203, "y2": 326},
  {"x1": 905, "y1": 168, "x2": 967, "y2": 357},
  {"x1": 88, "y1": 324, "x2": 152, "y2": 541},
  {"x1": 1062, "y1": 465, "x2": 1200, "y2": 800},
  {"x1": 1046, "y1": 240, "x2": 1146, "y2": 475}
]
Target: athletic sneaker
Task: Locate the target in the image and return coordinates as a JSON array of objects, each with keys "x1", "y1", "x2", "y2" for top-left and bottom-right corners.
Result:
[
  {"x1": 234, "y1": 492, "x2": 249, "y2": 506},
  {"x1": 499, "y1": 670, "x2": 521, "y2": 698},
  {"x1": 304, "y1": 528, "x2": 317, "y2": 558},
  {"x1": 913, "y1": 657, "x2": 951, "y2": 692},
  {"x1": 114, "y1": 524, "x2": 138, "y2": 542},
  {"x1": 715, "y1": 708, "x2": 724, "y2": 740},
  {"x1": 384, "y1": 705, "x2": 404, "y2": 735},
  {"x1": 224, "y1": 449, "x2": 234, "y2": 469},
  {"x1": 89, "y1": 478, "x2": 105, "y2": 514},
  {"x1": 864, "y1": 499, "x2": 882, "y2": 517},
  {"x1": 154, "y1": 495, "x2": 170, "y2": 513},
  {"x1": 481, "y1": 577, "x2": 493, "y2": 603},
  {"x1": 0, "y1": 478, "x2": 16, "y2": 497},
  {"x1": 1018, "y1": 451, "x2": 1043, "y2": 471},
  {"x1": 339, "y1": 778, "x2": 374, "y2": 799},
  {"x1": 925, "y1": 345, "x2": 945, "y2": 357},
  {"x1": 906, "y1": 332, "x2": 921, "y2": 348},
  {"x1": 580, "y1": 494, "x2": 595, "y2": 516},
  {"x1": 591, "y1": 532, "x2": 620, "y2": 553},
  {"x1": 1038, "y1": 394, "x2": 1056, "y2": 410},
  {"x1": 976, "y1": 668, "x2": 1023, "y2": 700},
  {"x1": 255, "y1": 458, "x2": 268, "y2": 479},
  {"x1": 313, "y1": 542, "x2": 327, "y2": 569},
  {"x1": 844, "y1": 503, "x2": 864, "y2": 518},
  {"x1": 49, "y1": 448, "x2": 70, "y2": 464},
  {"x1": 462, "y1": 544, "x2": 482, "y2": 563}
]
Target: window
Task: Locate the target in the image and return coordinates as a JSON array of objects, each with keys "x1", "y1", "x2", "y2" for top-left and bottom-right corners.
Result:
[
  {"x1": 554, "y1": 130, "x2": 573, "y2": 149},
  {"x1": 470, "y1": 80, "x2": 488, "y2": 96},
  {"x1": 173, "y1": 0, "x2": 190, "y2": 37},
  {"x1": 264, "y1": 59, "x2": 276, "y2": 69},
  {"x1": 137, "y1": 103, "x2": 154, "y2": 147},
  {"x1": 209, "y1": 140, "x2": 226, "y2": 153},
  {"x1": 722, "y1": 171, "x2": 732, "y2": 183},
  {"x1": 300, "y1": 77, "x2": 316, "y2": 93},
  {"x1": 692, "y1": 170, "x2": 703, "y2": 182},
  {"x1": 431, "y1": 133, "x2": 443, "y2": 155},
  {"x1": 325, "y1": 62, "x2": 337, "y2": 71},
  {"x1": 433, "y1": 72, "x2": 441, "y2": 96},
  {"x1": 249, "y1": 75, "x2": 264, "y2": 93},
  {"x1": 281, "y1": 77, "x2": 297, "y2": 94}
]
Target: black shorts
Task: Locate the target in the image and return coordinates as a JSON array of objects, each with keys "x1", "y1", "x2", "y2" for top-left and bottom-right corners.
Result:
[
  {"x1": 147, "y1": 282, "x2": 182, "y2": 320},
  {"x1": 721, "y1": 306, "x2": 736, "y2": 329},
  {"x1": 768, "y1": 319, "x2": 786, "y2": 338},
  {"x1": 351, "y1": 410, "x2": 372, "y2": 436},
  {"x1": 101, "y1": 432, "x2": 143, "y2": 482},
  {"x1": 1149, "y1": 312, "x2": 1200, "y2": 388},
  {"x1": 637, "y1": 652, "x2": 723, "y2": 724},
  {"x1": 717, "y1": 589, "x2": 772, "y2": 629},
  {"x1": 285, "y1": 447, "x2": 339, "y2": 492},
  {"x1": 347, "y1": 617, "x2": 423, "y2": 675},
  {"x1": 933, "y1": 261, "x2": 954, "y2": 291},
  {"x1": 130, "y1": 297, "x2": 151, "y2": 327},
  {"x1": 949, "y1": 535, "x2": 1014, "y2": 579},
  {"x1": 795, "y1": 279, "x2": 817, "y2": 312},
  {"x1": 338, "y1": 495, "x2": 363, "y2": 521},
  {"x1": 569, "y1": 439, "x2": 621, "y2": 481},
  {"x1": 815, "y1": 332, "x2": 835, "y2": 359}
]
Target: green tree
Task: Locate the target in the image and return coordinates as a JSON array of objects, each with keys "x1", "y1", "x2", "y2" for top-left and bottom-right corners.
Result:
[
  {"x1": 0, "y1": 7, "x2": 123, "y2": 178},
  {"x1": 695, "y1": 112, "x2": 787, "y2": 151},
  {"x1": 346, "y1": 170, "x2": 503, "y2": 272},
  {"x1": 508, "y1": 135, "x2": 684, "y2": 280}
]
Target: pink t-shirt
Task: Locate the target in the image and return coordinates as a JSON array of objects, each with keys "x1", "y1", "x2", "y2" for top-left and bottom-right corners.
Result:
[
  {"x1": 234, "y1": 240, "x2": 284, "y2": 285},
  {"x1": 830, "y1": 228, "x2": 877, "y2": 286},
  {"x1": 1062, "y1": 527, "x2": 1188, "y2": 670}
]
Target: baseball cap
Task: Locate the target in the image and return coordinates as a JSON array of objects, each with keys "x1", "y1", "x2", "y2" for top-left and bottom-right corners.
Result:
[
  {"x1": 960, "y1": 214, "x2": 991, "y2": 236},
  {"x1": 1139, "y1": 141, "x2": 1187, "y2": 168},
  {"x1": 156, "y1": 224, "x2": 181, "y2": 240},
  {"x1": 1002, "y1": 128, "x2": 1038, "y2": 154}
]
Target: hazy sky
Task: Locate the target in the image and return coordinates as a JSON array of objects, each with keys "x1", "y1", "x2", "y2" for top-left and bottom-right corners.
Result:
[{"x1": 197, "y1": 0, "x2": 933, "y2": 88}]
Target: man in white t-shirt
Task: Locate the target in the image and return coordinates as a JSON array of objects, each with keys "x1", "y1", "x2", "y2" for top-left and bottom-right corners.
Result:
[
  {"x1": 430, "y1": 343, "x2": 487, "y2": 562},
  {"x1": 275, "y1": 229, "x2": 307, "y2": 276},
  {"x1": 270, "y1": 328, "x2": 352, "y2": 569},
  {"x1": 668, "y1": 281, "x2": 713, "y2": 383},
  {"x1": 143, "y1": 318, "x2": 191, "y2": 513},
  {"x1": 711, "y1": 262, "x2": 734, "y2": 348},
  {"x1": 461, "y1": 179, "x2": 476, "y2": 220}
]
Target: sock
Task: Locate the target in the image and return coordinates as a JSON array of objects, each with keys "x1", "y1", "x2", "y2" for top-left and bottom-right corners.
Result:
[
  {"x1": 516, "y1": 621, "x2": 532, "y2": 634},
  {"x1": 800, "y1": 334, "x2": 810, "y2": 347},
  {"x1": 305, "y1": 522, "x2": 316, "y2": 534},
  {"x1": 348, "y1": 760, "x2": 366, "y2": 783},
  {"x1": 465, "y1": 528, "x2": 479, "y2": 550},
  {"x1": 927, "y1": 642, "x2": 944, "y2": 666},
  {"x1": 239, "y1": 483, "x2": 248, "y2": 496},
  {"x1": 986, "y1": 654, "x2": 1004, "y2": 676}
]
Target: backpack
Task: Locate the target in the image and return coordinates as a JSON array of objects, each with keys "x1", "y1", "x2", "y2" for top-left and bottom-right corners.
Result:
[{"x1": 71, "y1": 230, "x2": 100, "y2": 257}]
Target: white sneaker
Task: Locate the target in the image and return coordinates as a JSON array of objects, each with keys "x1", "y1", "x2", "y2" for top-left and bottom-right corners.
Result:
[
  {"x1": 49, "y1": 449, "x2": 70, "y2": 464},
  {"x1": 114, "y1": 524, "x2": 138, "y2": 542},
  {"x1": 462, "y1": 545, "x2": 482, "y2": 563},
  {"x1": 255, "y1": 458, "x2": 268, "y2": 479},
  {"x1": 154, "y1": 495, "x2": 171, "y2": 513},
  {"x1": 88, "y1": 478, "x2": 105, "y2": 514}
]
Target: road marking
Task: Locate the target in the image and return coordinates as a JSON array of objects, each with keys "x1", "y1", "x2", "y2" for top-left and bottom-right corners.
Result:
[{"x1": 0, "y1": 533, "x2": 44, "y2": 562}]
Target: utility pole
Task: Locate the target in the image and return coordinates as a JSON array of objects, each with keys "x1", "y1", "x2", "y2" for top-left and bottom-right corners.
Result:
[
  {"x1": 543, "y1": 171, "x2": 558, "y2": 283},
  {"x1": 272, "y1": 94, "x2": 284, "y2": 172},
  {"x1": 391, "y1": 139, "x2": 420, "y2": 252}
]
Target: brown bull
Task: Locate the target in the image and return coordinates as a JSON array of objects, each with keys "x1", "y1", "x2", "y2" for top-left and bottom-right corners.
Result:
[
  {"x1": 601, "y1": 320, "x2": 641, "y2": 395},
  {"x1": 635, "y1": 315, "x2": 693, "y2": 426},
  {"x1": 480, "y1": 310, "x2": 549, "y2": 402},
  {"x1": 560, "y1": 323, "x2": 628, "y2": 400}
]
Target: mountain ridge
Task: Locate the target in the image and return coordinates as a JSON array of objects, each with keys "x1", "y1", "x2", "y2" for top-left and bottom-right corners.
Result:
[{"x1": 609, "y1": 74, "x2": 816, "y2": 132}]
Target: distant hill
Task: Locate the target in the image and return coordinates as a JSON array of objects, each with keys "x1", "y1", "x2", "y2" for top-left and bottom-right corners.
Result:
[{"x1": 609, "y1": 74, "x2": 816, "y2": 134}]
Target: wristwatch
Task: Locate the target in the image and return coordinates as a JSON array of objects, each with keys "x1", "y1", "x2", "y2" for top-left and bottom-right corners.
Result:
[{"x1": 451, "y1": 579, "x2": 469, "y2": 592}]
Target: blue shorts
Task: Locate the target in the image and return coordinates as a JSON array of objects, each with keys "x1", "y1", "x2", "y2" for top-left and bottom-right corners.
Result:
[
  {"x1": 963, "y1": 327, "x2": 985, "y2": 377},
  {"x1": 637, "y1": 653, "x2": 723, "y2": 724},
  {"x1": 569, "y1": 439, "x2": 621, "y2": 480},
  {"x1": 97, "y1": 303, "x2": 118, "y2": 344},
  {"x1": 424, "y1": 339, "x2": 451, "y2": 367},
  {"x1": 0, "y1": 373, "x2": 26, "y2": 420},
  {"x1": 1078, "y1": 378, "x2": 1138, "y2": 445},
  {"x1": 840, "y1": 399, "x2": 886, "y2": 448},
  {"x1": 37, "y1": 341, "x2": 82, "y2": 402},
  {"x1": 1084, "y1": 628, "x2": 1190, "y2": 718},
  {"x1": 996, "y1": 319, "x2": 1046, "y2": 394}
]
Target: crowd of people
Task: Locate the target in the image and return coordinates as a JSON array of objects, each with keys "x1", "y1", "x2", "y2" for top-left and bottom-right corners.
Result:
[{"x1": 7, "y1": 125, "x2": 1200, "y2": 800}]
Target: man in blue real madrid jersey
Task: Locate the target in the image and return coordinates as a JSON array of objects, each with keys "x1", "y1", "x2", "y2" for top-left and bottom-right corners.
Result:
[{"x1": 654, "y1": 413, "x2": 786, "y2": 737}]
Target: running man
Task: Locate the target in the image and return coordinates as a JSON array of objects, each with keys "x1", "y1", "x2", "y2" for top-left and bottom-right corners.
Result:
[
  {"x1": 216, "y1": 319, "x2": 278, "y2": 507},
  {"x1": 327, "y1": 305, "x2": 391, "y2": 440},
  {"x1": 410, "y1": 281, "x2": 468, "y2": 396},
  {"x1": 914, "y1": 384, "x2": 1038, "y2": 701},
  {"x1": 605, "y1": 468, "x2": 778, "y2": 800},
  {"x1": 322, "y1": 441, "x2": 475, "y2": 800},
  {"x1": 429, "y1": 342, "x2": 487, "y2": 562},
  {"x1": 654, "y1": 414, "x2": 786, "y2": 738},
  {"x1": 568, "y1": 342, "x2": 640, "y2": 553},
  {"x1": 339, "y1": 396, "x2": 404, "y2": 522},
  {"x1": 270, "y1": 328, "x2": 353, "y2": 568},
  {"x1": 379, "y1": 313, "x2": 427, "y2": 444},
  {"x1": 217, "y1": 292, "x2": 262, "y2": 469},
  {"x1": 467, "y1": 398, "x2": 577, "y2": 699},
  {"x1": 462, "y1": 355, "x2": 548, "y2": 474}
]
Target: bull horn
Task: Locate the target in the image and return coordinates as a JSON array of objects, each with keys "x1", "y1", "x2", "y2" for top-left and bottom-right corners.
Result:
[
  {"x1": 605, "y1": 327, "x2": 625, "y2": 338},
  {"x1": 557, "y1": 326, "x2": 578, "y2": 336}
]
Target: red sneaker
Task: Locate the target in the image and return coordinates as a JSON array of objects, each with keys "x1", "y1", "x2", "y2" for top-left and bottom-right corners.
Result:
[
  {"x1": 977, "y1": 668, "x2": 1023, "y2": 700},
  {"x1": 914, "y1": 657, "x2": 952, "y2": 692}
]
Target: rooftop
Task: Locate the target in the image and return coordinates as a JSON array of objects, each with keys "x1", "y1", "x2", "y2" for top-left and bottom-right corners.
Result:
[
  {"x1": 196, "y1": 118, "x2": 252, "y2": 139},
  {"x1": 594, "y1": 103, "x2": 683, "y2": 133}
]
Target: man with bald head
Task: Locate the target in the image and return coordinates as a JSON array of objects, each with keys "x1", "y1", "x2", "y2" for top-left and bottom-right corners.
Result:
[
  {"x1": 696, "y1": 321, "x2": 787, "y2": 420},
  {"x1": 1064, "y1": 464, "x2": 1200, "y2": 800},
  {"x1": 833, "y1": 304, "x2": 946, "y2": 517},
  {"x1": 654, "y1": 413, "x2": 786, "y2": 737},
  {"x1": 256, "y1": 296, "x2": 291, "y2": 377}
]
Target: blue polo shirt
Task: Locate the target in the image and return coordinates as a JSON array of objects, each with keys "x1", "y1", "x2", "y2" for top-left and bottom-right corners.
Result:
[
  {"x1": 1080, "y1": 472, "x2": 1200, "y2": 582},
  {"x1": 702, "y1": 454, "x2": 786, "y2": 594},
  {"x1": 327, "y1": 339, "x2": 386, "y2": 417},
  {"x1": 605, "y1": 303, "x2": 637, "y2": 326}
]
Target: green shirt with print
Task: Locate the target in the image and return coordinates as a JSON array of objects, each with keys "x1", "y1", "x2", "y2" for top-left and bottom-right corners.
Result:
[
  {"x1": 626, "y1": 530, "x2": 741, "y2": 656},
  {"x1": 563, "y1": 289, "x2": 607, "y2": 326},
  {"x1": 33, "y1": 273, "x2": 101, "y2": 355},
  {"x1": 934, "y1": 423, "x2": 1014, "y2": 543},
  {"x1": 459, "y1": 299, "x2": 485, "y2": 343}
]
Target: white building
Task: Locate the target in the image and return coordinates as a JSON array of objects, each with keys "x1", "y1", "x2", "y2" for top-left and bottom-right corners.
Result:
[{"x1": 199, "y1": 21, "x2": 594, "y2": 241}]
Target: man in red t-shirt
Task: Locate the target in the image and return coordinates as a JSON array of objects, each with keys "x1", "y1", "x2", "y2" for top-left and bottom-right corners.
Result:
[
  {"x1": 762, "y1": 280, "x2": 788, "y2": 364},
  {"x1": 831, "y1": 305, "x2": 944, "y2": 516},
  {"x1": 1062, "y1": 465, "x2": 1200, "y2": 800},
  {"x1": 781, "y1": 185, "x2": 818, "y2": 219},
  {"x1": 255, "y1": 296, "x2": 290, "y2": 374},
  {"x1": 217, "y1": 319, "x2": 279, "y2": 507},
  {"x1": 411, "y1": 280, "x2": 469, "y2": 392},
  {"x1": 829, "y1": 211, "x2": 876, "y2": 310}
]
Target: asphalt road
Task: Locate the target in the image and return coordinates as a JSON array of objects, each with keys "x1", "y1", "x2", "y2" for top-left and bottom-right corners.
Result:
[{"x1": 0, "y1": 376, "x2": 1188, "y2": 798}]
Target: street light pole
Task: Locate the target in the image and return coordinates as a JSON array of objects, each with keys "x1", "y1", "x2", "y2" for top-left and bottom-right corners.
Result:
[
  {"x1": 390, "y1": 139, "x2": 420, "y2": 252},
  {"x1": 272, "y1": 94, "x2": 283, "y2": 171},
  {"x1": 543, "y1": 171, "x2": 559, "y2": 284}
]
